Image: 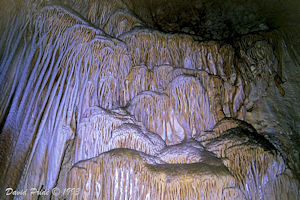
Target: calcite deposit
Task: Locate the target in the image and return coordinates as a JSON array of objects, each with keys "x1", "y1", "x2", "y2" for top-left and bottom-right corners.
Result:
[{"x1": 0, "y1": 0, "x2": 299, "y2": 199}]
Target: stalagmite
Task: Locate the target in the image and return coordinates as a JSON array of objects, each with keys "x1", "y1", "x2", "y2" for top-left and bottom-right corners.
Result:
[
  {"x1": 0, "y1": 0, "x2": 299, "y2": 199},
  {"x1": 67, "y1": 149, "x2": 242, "y2": 200}
]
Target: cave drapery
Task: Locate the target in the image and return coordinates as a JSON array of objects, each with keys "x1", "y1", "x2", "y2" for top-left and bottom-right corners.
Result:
[{"x1": 0, "y1": 0, "x2": 299, "y2": 199}]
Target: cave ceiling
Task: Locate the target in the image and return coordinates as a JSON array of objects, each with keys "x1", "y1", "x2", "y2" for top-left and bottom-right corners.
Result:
[{"x1": 124, "y1": 0, "x2": 300, "y2": 40}]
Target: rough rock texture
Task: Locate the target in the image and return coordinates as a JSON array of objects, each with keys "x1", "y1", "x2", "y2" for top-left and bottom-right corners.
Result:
[{"x1": 0, "y1": 0, "x2": 299, "y2": 199}]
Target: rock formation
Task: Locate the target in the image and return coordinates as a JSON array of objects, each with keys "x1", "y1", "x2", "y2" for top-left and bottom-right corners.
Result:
[{"x1": 0, "y1": 0, "x2": 299, "y2": 199}]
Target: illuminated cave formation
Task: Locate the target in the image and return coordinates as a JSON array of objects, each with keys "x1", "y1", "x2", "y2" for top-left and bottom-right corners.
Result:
[{"x1": 0, "y1": 0, "x2": 299, "y2": 199}]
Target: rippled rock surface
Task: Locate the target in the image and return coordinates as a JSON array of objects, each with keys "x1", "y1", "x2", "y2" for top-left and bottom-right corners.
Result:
[{"x1": 0, "y1": 0, "x2": 299, "y2": 199}]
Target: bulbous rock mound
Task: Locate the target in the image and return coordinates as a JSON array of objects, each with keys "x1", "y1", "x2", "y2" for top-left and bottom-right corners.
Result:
[{"x1": 0, "y1": 0, "x2": 299, "y2": 199}]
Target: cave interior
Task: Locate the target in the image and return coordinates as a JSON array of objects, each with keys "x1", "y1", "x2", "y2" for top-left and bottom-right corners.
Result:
[{"x1": 0, "y1": 0, "x2": 299, "y2": 199}]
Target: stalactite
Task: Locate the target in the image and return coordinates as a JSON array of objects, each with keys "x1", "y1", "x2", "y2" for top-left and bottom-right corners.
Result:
[
  {"x1": 0, "y1": 0, "x2": 299, "y2": 199},
  {"x1": 168, "y1": 75, "x2": 215, "y2": 138},
  {"x1": 127, "y1": 91, "x2": 171, "y2": 143},
  {"x1": 205, "y1": 126, "x2": 299, "y2": 200},
  {"x1": 108, "y1": 123, "x2": 166, "y2": 155},
  {"x1": 75, "y1": 106, "x2": 134, "y2": 162}
]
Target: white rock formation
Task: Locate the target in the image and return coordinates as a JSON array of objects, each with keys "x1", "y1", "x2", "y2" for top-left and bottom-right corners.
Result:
[{"x1": 0, "y1": 0, "x2": 299, "y2": 199}]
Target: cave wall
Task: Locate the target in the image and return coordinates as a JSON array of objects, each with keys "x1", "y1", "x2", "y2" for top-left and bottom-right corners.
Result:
[{"x1": 0, "y1": 0, "x2": 299, "y2": 199}]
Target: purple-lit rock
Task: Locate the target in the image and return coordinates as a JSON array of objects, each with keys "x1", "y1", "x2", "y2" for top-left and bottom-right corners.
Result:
[{"x1": 0, "y1": 0, "x2": 299, "y2": 199}]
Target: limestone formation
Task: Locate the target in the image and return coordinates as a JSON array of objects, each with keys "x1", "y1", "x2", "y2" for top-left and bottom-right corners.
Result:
[{"x1": 0, "y1": 0, "x2": 299, "y2": 199}]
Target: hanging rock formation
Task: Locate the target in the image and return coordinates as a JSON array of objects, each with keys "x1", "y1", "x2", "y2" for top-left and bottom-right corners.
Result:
[{"x1": 0, "y1": 0, "x2": 299, "y2": 199}]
